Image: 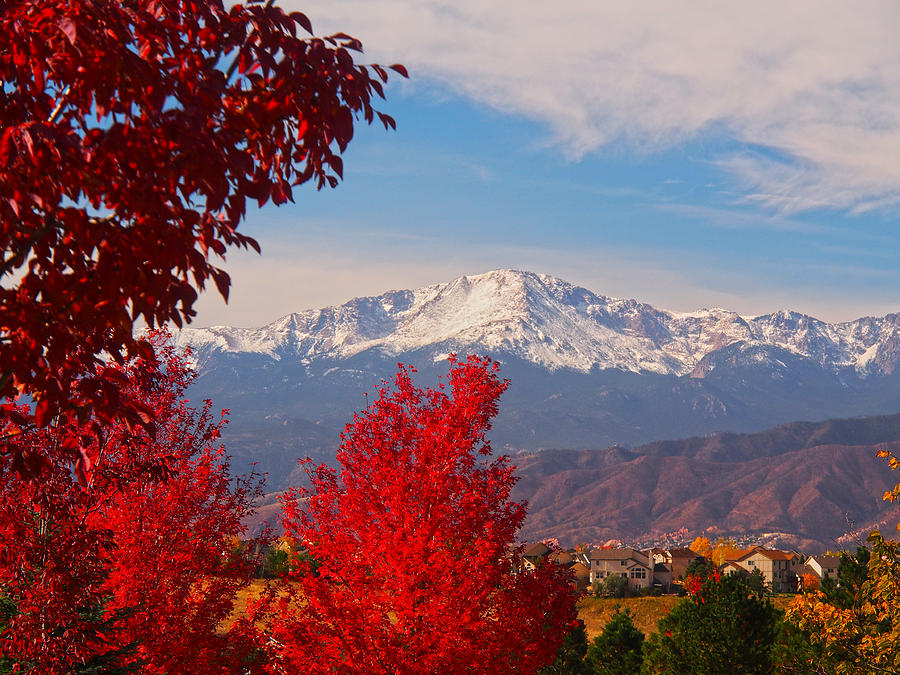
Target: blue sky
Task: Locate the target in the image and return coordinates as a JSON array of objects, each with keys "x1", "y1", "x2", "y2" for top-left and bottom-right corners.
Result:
[{"x1": 194, "y1": 1, "x2": 900, "y2": 327}]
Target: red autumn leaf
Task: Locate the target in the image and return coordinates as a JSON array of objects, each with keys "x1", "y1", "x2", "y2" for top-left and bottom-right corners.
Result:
[
  {"x1": 390, "y1": 63, "x2": 409, "y2": 78},
  {"x1": 290, "y1": 11, "x2": 313, "y2": 35}
]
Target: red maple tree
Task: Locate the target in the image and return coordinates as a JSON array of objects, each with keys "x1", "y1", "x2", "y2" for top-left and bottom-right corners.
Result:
[
  {"x1": 0, "y1": 334, "x2": 263, "y2": 672},
  {"x1": 0, "y1": 0, "x2": 405, "y2": 470},
  {"x1": 256, "y1": 356, "x2": 576, "y2": 673}
]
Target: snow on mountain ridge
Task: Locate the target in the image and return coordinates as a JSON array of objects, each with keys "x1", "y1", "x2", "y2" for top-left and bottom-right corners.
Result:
[{"x1": 177, "y1": 269, "x2": 900, "y2": 376}]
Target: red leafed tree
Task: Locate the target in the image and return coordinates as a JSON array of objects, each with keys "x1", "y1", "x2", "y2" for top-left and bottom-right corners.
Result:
[
  {"x1": 0, "y1": 334, "x2": 263, "y2": 672},
  {"x1": 0, "y1": 0, "x2": 405, "y2": 467},
  {"x1": 259, "y1": 356, "x2": 576, "y2": 673}
]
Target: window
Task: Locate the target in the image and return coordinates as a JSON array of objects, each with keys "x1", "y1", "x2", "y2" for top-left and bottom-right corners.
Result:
[{"x1": 747, "y1": 560, "x2": 755, "y2": 566}]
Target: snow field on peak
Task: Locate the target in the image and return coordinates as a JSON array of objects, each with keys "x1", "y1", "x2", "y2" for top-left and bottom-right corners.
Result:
[{"x1": 177, "y1": 270, "x2": 900, "y2": 376}]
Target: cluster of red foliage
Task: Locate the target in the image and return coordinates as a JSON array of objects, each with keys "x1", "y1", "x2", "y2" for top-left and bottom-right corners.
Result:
[
  {"x1": 0, "y1": 335, "x2": 262, "y2": 671},
  {"x1": 684, "y1": 568, "x2": 721, "y2": 597},
  {"x1": 250, "y1": 357, "x2": 576, "y2": 673},
  {"x1": 0, "y1": 346, "x2": 575, "y2": 672},
  {"x1": 0, "y1": 0, "x2": 405, "y2": 474}
]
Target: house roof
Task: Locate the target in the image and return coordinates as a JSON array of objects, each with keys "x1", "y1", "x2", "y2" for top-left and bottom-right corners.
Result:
[
  {"x1": 808, "y1": 554, "x2": 840, "y2": 569},
  {"x1": 730, "y1": 547, "x2": 797, "y2": 563},
  {"x1": 523, "y1": 542, "x2": 552, "y2": 559},
  {"x1": 589, "y1": 547, "x2": 641, "y2": 559},
  {"x1": 589, "y1": 548, "x2": 650, "y2": 566},
  {"x1": 725, "y1": 546, "x2": 761, "y2": 562},
  {"x1": 549, "y1": 550, "x2": 575, "y2": 566},
  {"x1": 758, "y1": 549, "x2": 797, "y2": 561},
  {"x1": 719, "y1": 561, "x2": 749, "y2": 575},
  {"x1": 669, "y1": 548, "x2": 701, "y2": 558}
]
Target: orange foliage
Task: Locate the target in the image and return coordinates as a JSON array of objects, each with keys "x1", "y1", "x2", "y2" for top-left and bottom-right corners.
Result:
[
  {"x1": 689, "y1": 536, "x2": 713, "y2": 559},
  {"x1": 801, "y1": 572, "x2": 820, "y2": 592}
]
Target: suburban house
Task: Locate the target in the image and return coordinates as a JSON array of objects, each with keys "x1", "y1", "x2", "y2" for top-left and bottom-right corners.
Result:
[
  {"x1": 548, "y1": 550, "x2": 575, "y2": 566},
  {"x1": 548, "y1": 550, "x2": 591, "y2": 592},
  {"x1": 521, "y1": 542, "x2": 553, "y2": 570},
  {"x1": 588, "y1": 547, "x2": 654, "y2": 591},
  {"x1": 569, "y1": 561, "x2": 591, "y2": 592},
  {"x1": 653, "y1": 547, "x2": 704, "y2": 586},
  {"x1": 724, "y1": 546, "x2": 800, "y2": 592},
  {"x1": 517, "y1": 541, "x2": 844, "y2": 596},
  {"x1": 652, "y1": 562, "x2": 672, "y2": 592},
  {"x1": 719, "y1": 561, "x2": 747, "y2": 577},
  {"x1": 805, "y1": 554, "x2": 841, "y2": 582}
]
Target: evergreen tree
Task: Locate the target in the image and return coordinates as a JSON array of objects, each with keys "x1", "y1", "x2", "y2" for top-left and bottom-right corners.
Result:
[
  {"x1": 642, "y1": 573, "x2": 779, "y2": 674},
  {"x1": 539, "y1": 620, "x2": 590, "y2": 675},
  {"x1": 820, "y1": 546, "x2": 869, "y2": 610},
  {"x1": 587, "y1": 608, "x2": 644, "y2": 675}
]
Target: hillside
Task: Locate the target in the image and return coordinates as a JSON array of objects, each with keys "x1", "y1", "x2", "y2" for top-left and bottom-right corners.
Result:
[{"x1": 513, "y1": 413, "x2": 900, "y2": 551}]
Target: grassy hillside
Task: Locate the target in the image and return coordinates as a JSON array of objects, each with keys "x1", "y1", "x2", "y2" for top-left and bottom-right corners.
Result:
[{"x1": 577, "y1": 595, "x2": 796, "y2": 638}]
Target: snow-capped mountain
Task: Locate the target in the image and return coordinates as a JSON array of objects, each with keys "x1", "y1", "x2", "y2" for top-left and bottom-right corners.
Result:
[
  {"x1": 177, "y1": 271, "x2": 900, "y2": 547},
  {"x1": 178, "y1": 269, "x2": 900, "y2": 378}
]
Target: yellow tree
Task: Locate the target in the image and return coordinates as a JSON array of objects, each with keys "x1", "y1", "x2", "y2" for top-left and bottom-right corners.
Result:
[
  {"x1": 711, "y1": 538, "x2": 741, "y2": 567},
  {"x1": 788, "y1": 448, "x2": 900, "y2": 673},
  {"x1": 689, "y1": 536, "x2": 713, "y2": 559}
]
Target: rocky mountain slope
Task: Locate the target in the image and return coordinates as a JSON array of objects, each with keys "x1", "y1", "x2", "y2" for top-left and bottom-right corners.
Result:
[{"x1": 513, "y1": 412, "x2": 900, "y2": 552}]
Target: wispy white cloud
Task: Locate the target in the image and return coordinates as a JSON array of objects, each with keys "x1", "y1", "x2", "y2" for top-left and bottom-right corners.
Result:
[
  {"x1": 656, "y1": 203, "x2": 833, "y2": 234},
  {"x1": 288, "y1": 0, "x2": 900, "y2": 215}
]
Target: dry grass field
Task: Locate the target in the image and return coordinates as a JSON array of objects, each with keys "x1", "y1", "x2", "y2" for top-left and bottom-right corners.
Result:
[
  {"x1": 578, "y1": 596, "x2": 681, "y2": 637},
  {"x1": 224, "y1": 583, "x2": 797, "y2": 640},
  {"x1": 578, "y1": 594, "x2": 797, "y2": 638},
  {"x1": 220, "y1": 579, "x2": 304, "y2": 632}
]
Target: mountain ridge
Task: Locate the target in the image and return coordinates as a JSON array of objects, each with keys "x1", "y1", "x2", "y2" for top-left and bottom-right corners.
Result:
[
  {"x1": 178, "y1": 269, "x2": 900, "y2": 378},
  {"x1": 513, "y1": 410, "x2": 900, "y2": 551}
]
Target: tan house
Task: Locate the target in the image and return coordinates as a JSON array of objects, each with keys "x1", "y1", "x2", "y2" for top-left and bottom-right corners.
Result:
[
  {"x1": 652, "y1": 562, "x2": 673, "y2": 592},
  {"x1": 548, "y1": 550, "x2": 575, "y2": 567},
  {"x1": 669, "y1": 548, "x2": 705, "y2": 582},
  {"x1": 650, "y1": 547, "x2": 705, "y2": 588},
  {"x1": 569, "y1": 561, "x2": 591, "y2": 593},
  {"x1": 589, "y1": 548, "x2": 654, "y2": 592},
  {"x1": 806, "y1": 554, "x2": 841, "y2": 582},
  {"x1": 726, "y1": 546, "x2": 800, "y2": 592},
  {"x1": 545, "y1": 549, "x2": 591, "y2": 592},
  {"x1": 719, "y1": 560, "x2": 748, "y2": 577}
]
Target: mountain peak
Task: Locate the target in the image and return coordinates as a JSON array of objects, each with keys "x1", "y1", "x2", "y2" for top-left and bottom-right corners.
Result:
[{"x1": 177, "y1": 270, "x2": 900, "y2": 377}]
